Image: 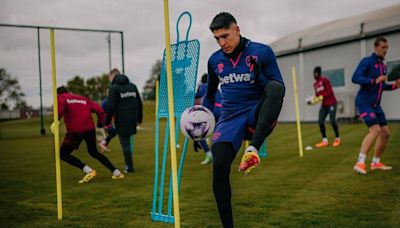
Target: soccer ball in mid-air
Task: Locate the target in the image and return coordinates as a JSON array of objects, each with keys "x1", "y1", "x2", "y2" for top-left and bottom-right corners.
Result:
[{"x1": 180, "y1": 105, "x2": 215, "y2": 142}]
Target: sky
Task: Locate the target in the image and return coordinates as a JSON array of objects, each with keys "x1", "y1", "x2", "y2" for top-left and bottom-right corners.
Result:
[{"x1": 1, "y1": 0, "x2": 399, "y2": 108}]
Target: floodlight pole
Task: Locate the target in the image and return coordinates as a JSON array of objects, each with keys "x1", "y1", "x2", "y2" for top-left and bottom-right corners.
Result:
[
  {"x1": 107, "y1": 32, "x2": 112, "y2": 72},
  {"x1": 121, "y1": 32, "x2": 125, "y2": 74},
  {"x1": 0, "y1": 23, "x2": 125, "y2": 132},
  {"x1": 37, "y1": 27, "x2": 45, "y2": 135}
]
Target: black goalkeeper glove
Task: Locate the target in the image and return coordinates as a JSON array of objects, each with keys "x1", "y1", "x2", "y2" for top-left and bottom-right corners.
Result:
[{"x1": 193, "y1": 141, "x2": 201, "y2": 152}]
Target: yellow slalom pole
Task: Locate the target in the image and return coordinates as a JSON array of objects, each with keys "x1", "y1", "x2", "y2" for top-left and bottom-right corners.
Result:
[
  {"x1": 50, "y1": 29, "x2": 63, "y2": 219},
  {"x1": 162, "y1": 1, "x2": 180, "y2": 227},
  {"x1": 292, "y1": 66, "x2": 304, "y2": 157}
]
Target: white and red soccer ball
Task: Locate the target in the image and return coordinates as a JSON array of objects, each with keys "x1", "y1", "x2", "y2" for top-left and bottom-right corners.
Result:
[{"x1": 180, "y1": 105, "x2": 215, "y2": 142}]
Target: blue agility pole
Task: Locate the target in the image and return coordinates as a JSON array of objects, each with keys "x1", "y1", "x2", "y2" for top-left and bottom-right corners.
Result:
[{"x1": 151, "y1": 11, "x2": 200, "y2": 224}]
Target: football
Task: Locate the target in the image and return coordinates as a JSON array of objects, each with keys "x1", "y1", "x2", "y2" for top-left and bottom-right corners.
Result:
[{"x1": 180, "y1": 105, "x2": 215, "y2": 142}]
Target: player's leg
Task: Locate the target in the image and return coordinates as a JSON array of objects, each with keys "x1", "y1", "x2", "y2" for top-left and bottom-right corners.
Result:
[
  {"x1": 105, "y1": 127, "x2": 117, "y2": 145},
  {"x1": 315, "y1": 106, "x2": 329, "y2": 148},
  {"x1": 370, "y1": 125, "x2": 391, "y2": 170},
  {"x1": 200, "y1": 139, "x2": 212, "y2": 165},
  {"x1": 371, "y1": 109, "x2": 391, "y2": 171},
  {"x1": 84, "y1": 130, "x2": 123, "y2": 179},
  {"x1": 249, "y1": 80, "x2": 285, "y2": 150},
  {"x1": 98, "y1": 127, "x2": 117, "y2": 152},
  {"x1": 212, "y1": 142, "x2": 236, "y2": 228},
  {"x1": 118, "y1": 134, "x2": 134, "y2": 173},
  {"x1": 60, "y1": 132, "x2": 98, "y2": 183},
  {"x1": 328, "y1": 104, "x2": 341, "y2": 147},
  {"x1": 240, "y1": 81, "x2": 284, "y2": 173}
]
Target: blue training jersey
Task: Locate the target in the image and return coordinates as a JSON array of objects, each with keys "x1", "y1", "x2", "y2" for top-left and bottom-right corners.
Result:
[
  {"x1": 203, "y1": 38, "x2": 284, "y2": 119},
  {"x1": 352, "y1": 53, "x2": 397, "y2": 107}
]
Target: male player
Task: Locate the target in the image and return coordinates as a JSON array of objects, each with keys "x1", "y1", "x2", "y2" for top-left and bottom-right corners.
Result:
[
  {"x1": 203, "y1": 12, "x2": 285, "y2": 227},
  {"x1": 352, "y1": 37, "x2": 400, "y2": 174},
  {"x1": 106, "y1": 68, "x2": 143, "y2": 173},
  {"x1": 53, "y1": 86, "x2": 124, "y2": 183}
]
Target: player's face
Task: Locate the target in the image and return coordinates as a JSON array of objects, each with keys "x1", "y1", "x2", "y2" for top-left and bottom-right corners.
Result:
[
  {"x1": 212, "y1": 24, "x2": 241, "y2": 54},
  {"x1": 374, "y1": 41, "x2": 389, "y2": 58}
]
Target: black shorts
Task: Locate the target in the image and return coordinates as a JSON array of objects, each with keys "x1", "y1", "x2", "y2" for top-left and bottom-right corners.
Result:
[{"x1": 61, "y1": 129, "x2": 96, "y2": 150}]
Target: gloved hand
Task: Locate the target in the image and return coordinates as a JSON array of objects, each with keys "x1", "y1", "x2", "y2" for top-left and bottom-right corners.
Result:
[
  {"x1": 193, "y1": 141, "x2": 201, "y2": 152},
  {"x1": 306, "y1": 95, "x2": 323, "y2": 105},
  {"x1": 50, "y1": 121, "x2": 60, "y2": 134}
]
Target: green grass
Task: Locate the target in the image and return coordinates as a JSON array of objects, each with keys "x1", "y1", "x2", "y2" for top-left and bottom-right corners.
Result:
[{"x1": 0, "y1": 101, "x2": 399, "y2": 227}]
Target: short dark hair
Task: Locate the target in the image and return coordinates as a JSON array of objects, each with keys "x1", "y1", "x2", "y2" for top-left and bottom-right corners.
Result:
[
  {"x1": 313, "y1": 66, "x2": 322, "y2": 75},
  {"x1": 374, "y1": 37, "x2": 387, "y2": 47},
  {"x1": 110, "y1": 68, "x2": 120, "y2": 75},
  {"x1": 201, "y1": 73, "x2": 208, "y2": 83},
  {"x1": 57, "y1": 86, "x2": 68, "y2": 94},
  {"x1": 209, "y1": 12, "x2": 237, "y2": 31}
]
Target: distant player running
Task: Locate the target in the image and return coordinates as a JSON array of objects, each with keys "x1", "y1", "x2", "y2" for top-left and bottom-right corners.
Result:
[
  {"x1": 203, "y1": 12, "x2": 285, "y2": 227},
  {"x1": 352, "y1": 37, "x2": 400, "y2": 175},
  {"x1": 52, "y1": 86, "x2": 124, "y2": 183}
]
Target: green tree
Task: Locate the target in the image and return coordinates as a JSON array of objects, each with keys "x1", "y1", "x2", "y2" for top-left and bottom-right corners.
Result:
[
  {"x1": 86, "y1": 74, "x2": 109, "y2": 101},
  {"x1": 66, "y1": 76, "x2": 87, "y2": 97},
  {"x1": 142, "y1": 59, "x2": 161, "y2": 100},
  {"x1": 66, "y1": 74, "x2": 109, "y2": 102},
  {"x1": 0, "y1": 68, "x2": 26, "y2": 110}
]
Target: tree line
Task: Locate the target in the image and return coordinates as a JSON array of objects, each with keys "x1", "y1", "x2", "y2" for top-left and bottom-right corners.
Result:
[{"x1": 0, "y1": 60, "x2": 162, "y2": 110}]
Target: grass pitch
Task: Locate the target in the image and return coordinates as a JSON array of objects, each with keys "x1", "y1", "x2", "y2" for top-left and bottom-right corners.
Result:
[{"x1": 0, "y1": 101, "x2": 399, "y2": 227}]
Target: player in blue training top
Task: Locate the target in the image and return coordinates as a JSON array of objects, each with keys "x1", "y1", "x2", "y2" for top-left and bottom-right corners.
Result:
[
  {"x1": 202, "y1": 12, "x2": 285, "y2": 228},
  {"x1": 352, "y1": 37, "x2": 400, "y2": 175}
]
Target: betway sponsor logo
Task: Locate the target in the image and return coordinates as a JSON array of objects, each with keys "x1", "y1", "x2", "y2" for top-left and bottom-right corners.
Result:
[
  {"x1": 120, "y1": 91, "x2": 136, "y2": 98},
  {"x1": 66, "y1": 99, "x2": 86, "y2": 105},
  {"x1": 315, "y1": 86, "x2": 324, "y2": 93},
  {"x1": 218, "y1": 73, "x2": 254, "y2": 85}
]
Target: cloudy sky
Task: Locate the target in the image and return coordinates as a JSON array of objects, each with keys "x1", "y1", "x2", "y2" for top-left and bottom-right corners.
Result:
[{"x1": 1, "y1": 0, "x2": 399, "y2": 108}]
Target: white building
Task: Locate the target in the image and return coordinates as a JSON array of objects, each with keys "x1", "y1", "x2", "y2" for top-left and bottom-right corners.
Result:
[{"x1": 271, "y1": 4, "x2": 400, "y2": 122}]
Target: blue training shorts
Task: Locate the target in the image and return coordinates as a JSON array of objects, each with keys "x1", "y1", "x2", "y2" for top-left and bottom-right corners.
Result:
[
  {"x1": 211, "y1": 105, "x2": 257, "y2": 152},
  {"x1": 357, "y1": 105, "x2": 387, "y2": 127}
]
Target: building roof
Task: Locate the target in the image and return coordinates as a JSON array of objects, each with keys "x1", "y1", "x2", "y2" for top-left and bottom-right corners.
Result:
[{"x1": 270, "y1": 4, "x2": 400, "y2": 56}]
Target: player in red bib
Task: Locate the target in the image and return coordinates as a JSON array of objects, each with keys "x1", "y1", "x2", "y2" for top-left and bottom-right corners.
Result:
[{"x1": 311, "y1": 66, "x2": 341, "y2": 148}]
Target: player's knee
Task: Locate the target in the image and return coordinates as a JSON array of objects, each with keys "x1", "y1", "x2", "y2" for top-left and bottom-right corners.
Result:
[
  {"x1": 60, "y1": 147, "x2": 70, "y2": 161},
  {"x1": 369, "y1": 125, "x2": 381, "y2": 136},
  {"x1": 380, "y1": 127, "x2": 390, "y2": 139},
  {"x1": 265, "y1": 81, "x2": 285, "y2": 100}
]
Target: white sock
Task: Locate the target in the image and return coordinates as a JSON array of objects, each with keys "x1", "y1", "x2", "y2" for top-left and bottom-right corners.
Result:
[
  {"x1": 246, "y1": 145, "x2": 258, "y2": 154},
  {"x1": 322, "y1": 138, "x2": 328, "y2": 143},
  {"x1": 83, "y1": 165, "x2": 93, "y2": 174},
  {"x1": 206, "y1": 151, "x2": 213, "y2": 158},
  {"x1": 357, "y1": 153, "x2": 366, "y2": 163},
  {"x1": 372, "y1": 156, "x2": 380, "y2": 164},
  {"x1": 335, "y1": 137, "x2": 341, "y2": 141},
  {"x1": 113, "y1": 169, "x2": 122, "y2": 176}
]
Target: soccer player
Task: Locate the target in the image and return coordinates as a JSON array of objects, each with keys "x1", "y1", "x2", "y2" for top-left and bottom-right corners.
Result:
[
  {"x1": 98, "y1": 95, "x2": 117, "y2": 152},
  {"x1": 203, "y1": 12, "x2": 285, "y2": 227},
  {"x1": 194, "y1": 73, "x2": 222, "y2": 164},
  {"x1": 311, "y1": 66, "x2": 341, "y2": 148},
  {"x1": 105, "y1": 68, "x2": 143, "y2": 173},
  {"x1": 352, "y1": 37, "x2": 400, "y2": 175},
  {"x1": 53, "y1": 86, "x2": 124, "y2": 184}
]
